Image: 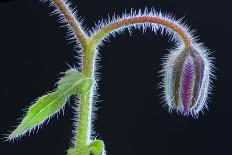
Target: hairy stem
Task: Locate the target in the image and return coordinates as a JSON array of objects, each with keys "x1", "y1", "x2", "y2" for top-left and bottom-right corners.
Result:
[
  {"x1": 53, "y1": 0, "x2": 89, "y2": 46},
  {"x1": 91, "y1": 16, "x2": 192, "y2": 48},
  {"x1": 52, "y1": 1, "x2": 97, "y2": 154},
  {"x1": 74, "y1": 91, "x2": 93, "y2": 152},
  {"x1": 67, "y1": 12, "x2": 193, "y2": 155},
  {"x1": 69, "y1": 45, "x2": 97, "y2": 155}
]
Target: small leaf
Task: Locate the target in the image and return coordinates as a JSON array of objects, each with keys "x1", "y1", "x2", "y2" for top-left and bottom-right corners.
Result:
[
  {"x1": 9, "y1": 69, "x2": 93, "y2": 139},
  {"x1": 87, "y1": 140, "x2": 104, "y2": 155},
  {"x1": 9, "y1": 92, "x2": 67, "y2": 139},
  {"x1": 57, "y1": 69, "x2": 93, "y2": 95}
]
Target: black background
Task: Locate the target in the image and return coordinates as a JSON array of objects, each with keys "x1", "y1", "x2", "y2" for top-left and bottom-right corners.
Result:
[{"x1": 0, "y1": 0, "x2": 231, "y2": 155}]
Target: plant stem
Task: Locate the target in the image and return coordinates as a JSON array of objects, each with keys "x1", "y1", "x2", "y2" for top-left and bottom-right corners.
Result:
[
  {"x1": 91, "y1": 16, "x2": 191, "y2": 48},
  {"x1": 74, "y1": 91, "x2": 93, "y2": 153},
  {"x1": 53, "y1": 0, "x2": 88, "y2": 46},
  {"x1": 66, "y1": 11, "x2": 193, "y2": 155},
  {"x1": 70, "y1": 43, "x2": 97, "y2": 154}
]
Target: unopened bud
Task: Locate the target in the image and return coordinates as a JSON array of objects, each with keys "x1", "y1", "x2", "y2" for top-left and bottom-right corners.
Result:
[{"x1": 162, "y1": 45, "x2": 212, "y2": 116}]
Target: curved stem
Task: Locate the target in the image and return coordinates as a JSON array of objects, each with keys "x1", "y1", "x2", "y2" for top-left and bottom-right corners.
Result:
[
  {"x1": 66, "y1": 11, "x2": 194, "y2": 155},
  {"x1": 91, "y1": 16, "x2": 192, "y2": 48},
  {"x1": 53, "y1": 0, "x2": 89, "y2": 46}
]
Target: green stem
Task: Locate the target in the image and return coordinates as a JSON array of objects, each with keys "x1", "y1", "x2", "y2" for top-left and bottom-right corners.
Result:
[
  {"x1": 75, "y1": 91, "x2": 93, "y2": 153},
  {"x1": 68, "y1": 43, "x2": 97, "y2": 155}
]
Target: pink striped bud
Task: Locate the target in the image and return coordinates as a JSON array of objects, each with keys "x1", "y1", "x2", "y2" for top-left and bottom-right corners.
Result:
[{"x1": 162, "y1": 46, "x2": 212, "y2": 116}]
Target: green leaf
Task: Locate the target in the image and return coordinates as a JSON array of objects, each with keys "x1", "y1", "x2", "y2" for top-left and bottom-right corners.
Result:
[
  {"x1": 87, "y1": 140, "x2": 104, "y2": 155},
  {"x1": 9, "y1": 91, "x2": 67, "y2": 139},
  {"x1": 57, "y1": 69, "x2": 93, "y2": 95},
  {"x1": 9, "y1": 69, "x2": 93, "y2": 139}
]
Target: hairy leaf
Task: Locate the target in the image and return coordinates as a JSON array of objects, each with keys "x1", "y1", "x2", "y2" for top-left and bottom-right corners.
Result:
[
  {"x1": 57, "y1": 69, "x2": 93, "y2": 95},
  {"x1": 9, "y1": 92, "x2": 67, "y2": 139},
  {"x1": 9, "y1": 69, "x2": 93, "y2": 139}
]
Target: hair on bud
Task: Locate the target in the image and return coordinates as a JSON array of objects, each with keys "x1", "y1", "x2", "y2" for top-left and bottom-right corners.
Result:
[{"x1": 161, "y1": 44, "x2": 214, "y2": 117}]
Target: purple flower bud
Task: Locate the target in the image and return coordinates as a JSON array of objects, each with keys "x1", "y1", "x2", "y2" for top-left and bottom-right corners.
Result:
[{"x1": 162, "y1": 45, "x2": 213, "y2": 117}]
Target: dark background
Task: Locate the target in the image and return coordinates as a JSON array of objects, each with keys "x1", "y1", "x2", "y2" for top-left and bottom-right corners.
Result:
[{"x1": 0, "y1": 0, "x2": 230, "y2": 155}]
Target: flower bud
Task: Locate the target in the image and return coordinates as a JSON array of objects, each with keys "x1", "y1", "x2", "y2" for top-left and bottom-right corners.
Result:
[{"x1": 162, "y1": 45, "x2": 212, "y2": 116}]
